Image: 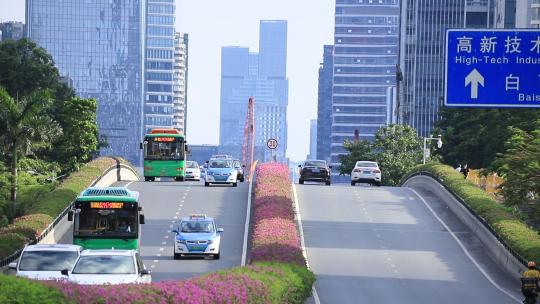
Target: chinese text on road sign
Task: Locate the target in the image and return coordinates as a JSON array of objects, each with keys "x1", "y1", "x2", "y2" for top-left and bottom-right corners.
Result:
[
  {"x1": 445, "y1": 29, "x2": 540, "y2": 107},
  {"x1": 267, "y1": 139, "x2": 278, "y2": 150}
]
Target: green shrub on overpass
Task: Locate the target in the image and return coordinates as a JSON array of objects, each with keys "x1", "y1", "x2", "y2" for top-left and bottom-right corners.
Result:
[{"x1": 402, "y1": 162, "x2": 540, "y2": 263}]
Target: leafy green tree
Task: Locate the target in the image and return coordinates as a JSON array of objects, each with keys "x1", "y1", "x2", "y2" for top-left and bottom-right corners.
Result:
[
  {"x1": 373, "y1": 124, "x2": 423, "y2": 186},
  {"x1": 495, "y1": 121, "x2": 540, "y2": 206},
  {"x1": 435, "y1": 107, "x2": 540, "y2": 169},
  {"x1": 50, "y1": 97, "x2": 99, "y2": 172},
  {"x1": 338, "y1": 124, "x2": 422, "y2": 186},
  {"x1": 0, "y1": 39, "x2": 63, "y2": 99},
  {"x1": 0, "y1": 88, "x2": 61, "y2": 202},
  {"x1": 339, "y1": 139, "x2": 375, "y2": 175}
]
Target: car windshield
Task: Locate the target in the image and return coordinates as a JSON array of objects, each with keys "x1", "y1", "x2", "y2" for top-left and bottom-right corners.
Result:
[
  {"x1": 233, "y1": 161, "x2": 241, "y2": 168},
  {"x1": 356, "y1": 162, "x2": 378, "y2": 168},
  {"x1": 72, "y1": 255, "x2": 135, "y2": 274},
  {"x1": 180, "y1": 220, "x2": 214, "y2": 233},
  {"x1": 209, "y1": 160, "x2": 232, "y2": 169},
  {"x1": 304, "y1": 161, "x2": 326, "y2": 167},
  {"x1": 186, "y1": 161, "x2": 198, "y2": 168},
  {"x1": 18, "y1": 251, "x2": 79, "y2": 271}
]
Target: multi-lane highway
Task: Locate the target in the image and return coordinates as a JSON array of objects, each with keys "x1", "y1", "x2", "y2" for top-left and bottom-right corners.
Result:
[
  {"x1": 296, "y1": 183, "x2": 522, "y2": 304},
  {"x1": 124, "y1": 180, "x2": 249, "y2": 281}
]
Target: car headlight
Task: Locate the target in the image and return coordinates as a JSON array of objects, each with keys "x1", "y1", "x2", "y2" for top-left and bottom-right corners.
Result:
[
  {"x1": 208, "y1": 239, "x2": 214, "y2": 244},
  {"x1": 176, "y1": 238, "x2": 186, "y2": 244}
]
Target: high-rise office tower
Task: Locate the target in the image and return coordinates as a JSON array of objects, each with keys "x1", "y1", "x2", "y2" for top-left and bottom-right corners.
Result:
[
  {"x1": 308, "y1": 119, "x2": 317, "y2": 159},
  {"x1": 27, "y1": 0, "x2": 146, "y2": 165},
  {"x1": 144, "y1": 0, "x2": 176, "y2": 133},
  {"x1": 219, "y1": 20, "x2": 289, "y2": 162},
  {"x1": 494, "y1": 0, "x2": 518, "y2": 28},
  {"x1": 316, "y1": 45, "x2": 334, "y2": 162},
  {"x1": 173, "y1": 32, "x2": 188, "y2": 133},
  {"x1": 331, "y1": 0, "x2": 400, "y2": 165},
  {"x1": 0, "y1": 21, "x2": 25, "y2": 41},
  {"x1": 516, "y1": 0, "x2": 540, "y2": 28}
]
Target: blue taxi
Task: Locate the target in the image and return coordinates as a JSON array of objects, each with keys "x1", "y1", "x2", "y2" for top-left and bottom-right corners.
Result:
[
  {"x1": 204, "y1": 159, "x2": 238, "y2": 187},
  {"x1": 172, "y1": 214, "x2": 224, "y2": 259}
]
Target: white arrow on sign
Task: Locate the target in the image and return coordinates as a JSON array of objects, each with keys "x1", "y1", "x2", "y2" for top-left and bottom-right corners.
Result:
[{"x1": 464, "y1": 68, "x2": 484, "y2": 99}]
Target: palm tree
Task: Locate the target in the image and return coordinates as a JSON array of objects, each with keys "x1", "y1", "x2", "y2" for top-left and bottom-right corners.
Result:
[{"x1": 0, "y1": 87, "x2": 60, "y2": 202}]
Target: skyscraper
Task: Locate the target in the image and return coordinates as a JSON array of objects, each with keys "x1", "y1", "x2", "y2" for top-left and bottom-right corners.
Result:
[
  {"x1": 516, "y1": 0, "x2": 540, "y2": 28},
  {"x1": 173, "y1": 32, "x2": 188, "y2": 134},
  {"x1": 144, "y1": 0, "x2": 176, "y2": 133},
  {"x1": 219, "y1": 20, "x2": 289, "y2": 162},
  {"x1": 331, "y1": 0, "x2": 400, "y2": 165},
  {"x1": 27, "y1": 0, "x2": 146, "y2": 165},
  {"x1": 308, "y1": 119, "x2": 317, "y2": 160},
  {"x1": 0, "y1": 21, "x2": 25, "y2": 41},
  {"x1": 316, "y1": 45, "x2": 334, "y2": 162},
  {"x1": 399, "y1": 1, "x2": 466, "y2": 137}
]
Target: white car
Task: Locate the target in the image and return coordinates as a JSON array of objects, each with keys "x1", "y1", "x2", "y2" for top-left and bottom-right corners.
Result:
[
  {"x1": 9, "y1": 244, "x2": 82, "y2": 280},
  {"x1": 185, "y1": 161, "x2": 201, "y2": 181},
  {"x1": 204, "y1": 159, "x2": 238, "y2": 187},
  {"x1": 63, "y1": 249, "x2": 151, "y2": 285},
  {"x1": 351, "y1": 161, "x2": 382, "y2": 186}
]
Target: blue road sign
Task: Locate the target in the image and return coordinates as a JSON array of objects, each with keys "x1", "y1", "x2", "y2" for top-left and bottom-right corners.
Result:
[{"x1": 445, "y1": 29, "x2": 540, "y2": 107}]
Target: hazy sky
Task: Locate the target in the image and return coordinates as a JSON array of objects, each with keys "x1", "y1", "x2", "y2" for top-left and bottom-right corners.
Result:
[{"x1": 0, "y1": 0, "x2": 335, "y2": 162}]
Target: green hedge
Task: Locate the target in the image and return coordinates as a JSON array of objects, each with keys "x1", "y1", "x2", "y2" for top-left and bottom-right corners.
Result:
[
  {"x1": 402, "y1": 162, "x2": 540, "y2": 263},
  {"x1": 0, "y1": 233, "x2": 27, "y2": 259},
  {"x1": 0, "y1": 275, "x2": 67, "y2": 304}
]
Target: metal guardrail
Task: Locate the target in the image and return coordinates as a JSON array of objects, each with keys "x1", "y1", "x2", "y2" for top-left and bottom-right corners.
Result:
[
  {"x1": 403, "y1": 171, "x2": 528, "y2": 267},
  {"x1": 0, "y1": 158, "x2": 139, "y2": 268}
]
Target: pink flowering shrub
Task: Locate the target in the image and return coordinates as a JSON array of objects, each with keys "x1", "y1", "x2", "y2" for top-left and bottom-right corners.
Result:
[{"x1": 250, "y1": 163, "x2": 306, "y2": 266}]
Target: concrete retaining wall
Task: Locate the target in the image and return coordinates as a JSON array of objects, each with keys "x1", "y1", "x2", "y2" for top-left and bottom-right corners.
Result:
[{"x1": 404, "y1": 175, "x2": 525, "y2": 279}]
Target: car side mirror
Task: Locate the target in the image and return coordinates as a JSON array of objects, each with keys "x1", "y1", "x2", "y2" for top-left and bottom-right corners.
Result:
[
  {"x1": 329, "y1": 166, "x2": 332, "y2": 169},
  {"x1": 139, "y1": 214, "x2": 145, "y2": 225},
  {"x1": 138, "y1": 206, "x2": 143, "y2": 211},
  {"x1": 61, "y1": 269, "x2": 69, "y2": 276},
  {"x1": 298, "y1": 165, "x2": 301, "y2": 168},
  {"x1": 185, "y1": 144, "x2": 189, "y2": 152},
  {"x1": 8, "y1": 262, "x2": 17, "y2": 270},
  {"x1": 217, "y1": 228, "x2": 224, "y2": 233},
  {"x1": 141, "y1": 269, "x2": 151, "y2": 276},
  {"x1": 172, "y1": 229, "x2": 178, "y2": 234},
  {"x1": 242, "y1": 165, "x2": 246, "y2": 168},
  {"x1": 67, "y1": 210, "x2": 74, "y2": 222},
  {"x1": 139, "y1": 142, "x2": 143, "y2": 150}
]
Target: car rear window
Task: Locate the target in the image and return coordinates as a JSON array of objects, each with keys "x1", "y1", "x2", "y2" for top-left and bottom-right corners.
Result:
[
  {"x1": 304, "y1": 161, "x2": 326, "y2": 167},
  {"x1": 72, "y1": 255, "x2": 135, "y2": 274},
  {"x1": 19, "y1": 251, "x2": 79, "y2": 271},
  {"x1": 356, "y1": 162, "x2": 377, "y2": 168}
]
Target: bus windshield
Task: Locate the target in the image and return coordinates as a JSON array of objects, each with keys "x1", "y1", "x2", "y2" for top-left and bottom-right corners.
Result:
[
  {"x1": 75, "y1": 208, "x2": 138, "y2": 238},
  {"x1": 144, "y1": 137, "x2": 185, "y2": 160}
]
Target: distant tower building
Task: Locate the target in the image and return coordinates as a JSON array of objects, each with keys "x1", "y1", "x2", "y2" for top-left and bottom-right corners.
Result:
[
  {"x1": 516, "y1": 0, "x2": 540, "y2": 28},
  {"x1": 0, "y1": 21, "x2": 25, "y2": 41},
  {"x1": 308, "y1": 119, "x2": 317, "y2": 159},
  {"x1": 331, "y1": 1, "x2": 400, "y2": 165},
  {"x1": 173, "y1": 32, "x2": 188, "y2": 134},
  {"x1": 144, "y1": 0, "x2": 176, "y2": 133},
  {"x1": 219, "y1": 20, "x2": 288, "y2": 162},
  {"x1": 316, "y1": 45, "x2": 333, "y2": 162},
  {"x1": 494, "y1": 0, "x2": 517, "y2": 28},
  {"x1": 27, "y1": 0, "x2": 146, "y2": 165}
]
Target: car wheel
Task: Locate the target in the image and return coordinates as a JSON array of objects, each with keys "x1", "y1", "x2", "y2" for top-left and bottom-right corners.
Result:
[
  {"x1": 299, "y1": 179, "x2": 304, "y2": 184},
  {"x1": 205, "y1": 182, "x2": 210, "y2": 187},
  {"x1": 376, "y1": 182, "x2": 382, "y2": 187},
  {"x1": 351, "y1": 181, "x2": 356, "y2": 186},
  {"x1": 150, "y1": 177, "x2": 155, "y2": 182},
  {"x1": 174, "y1": 253, "x2": 181, "y2": 260},
  {"x1": 175, "y1": 176, "x2": 185, "y2": 182},
  {"x1": 232, "y1": 182, "x2": 238, "y2": 187},
  {"x1": 325, "y1": 180, "x2": 331, "y2": 186},
  {"x1": 214, "y1": 253, "x2": 220, "y2": 260},
  {"x1": 144, "y1": 177, "x2": 150, "y2": 182}
]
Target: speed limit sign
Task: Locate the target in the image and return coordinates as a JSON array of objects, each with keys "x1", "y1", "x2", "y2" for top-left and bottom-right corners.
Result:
[{"x1": 267, "y1": 138, "x2": 278, "y2": 150}]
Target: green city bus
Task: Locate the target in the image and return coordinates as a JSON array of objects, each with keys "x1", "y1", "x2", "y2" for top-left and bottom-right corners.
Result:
[
  {"x1": 68, "y1": 187, "x2": 145, "y2": 250},
  {"x1": 141, "y1": 129, "x2": 187, "y2": 181}
]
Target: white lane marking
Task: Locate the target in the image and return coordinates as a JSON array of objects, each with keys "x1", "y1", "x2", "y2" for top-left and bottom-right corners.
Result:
[
  {"x1": 164, "y1": 235, "x2": 169, "y2": 239},
  {"x1": 162, "y1": 241, "x2": 166, "y2": 245},
  {"x1": 157, "y1": 253, "x2": 161, "y2": 257},
  {"x1": 169, "y1": 225, "x2": 173, "y2": 228},
  {"x1": 151, "y1": 265, "x2": 156, "y2": 269},
  {"x1": 153, "y1": 259, "x2": 158, "y2": 263},
  {"x1": 125, "y1": 181, "x2": 135, "y2": 188},
  {"x1": 173, "y1": 216, "x2": 178, "y2": 219},
  {"x1": 292, "y1": 183, "x2": 321, "y2": 304},
  {"x1": 175, "y1": 212, "x2": 180, "y2": 215},
  {"x1": 241, "y1": 172, "x2": 254, "y2": 267},
  {"x1": 171, "y1": 221, "x2": 175, "y2": 223},
  {"x1": 179, "y1": 204, "x2": 183, "y2": 207},
  {"x1": 407, "y1": 188, "x2": 521, "y2": 303},
  {"x1": 159, "y1": 248, "x2": 164, "y2": 251}
]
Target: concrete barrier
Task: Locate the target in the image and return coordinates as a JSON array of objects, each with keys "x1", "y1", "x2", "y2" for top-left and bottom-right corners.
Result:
[{"x1": 403, "y1": 175, "x2": 525, "y2": 279}]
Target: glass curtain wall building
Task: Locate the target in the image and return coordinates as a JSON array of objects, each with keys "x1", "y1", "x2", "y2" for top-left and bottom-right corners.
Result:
[
  {"x1": 219, "y1": 20, "x2": 289, "y2": 162},
  {"x1": 26, "y1": 0, "x2": 146, "y2": 165},
  {"x1": 0, "y1": 22, "x2": 25, "y2": 41},
  {"x1": 144, "y1": 0, "x2": 175, "y2": 133},
  {"x1": 173, "y1": 32, "x2": 188, "y2": 133},
  {"x1": 331, "y1": 0, "x2": 400, "y2": 165},
  {"x1": 316, "y1": 45, "x2": 334, "y2": 163}
]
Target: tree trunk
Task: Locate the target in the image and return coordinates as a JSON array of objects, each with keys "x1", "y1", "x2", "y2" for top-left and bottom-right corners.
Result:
[{"x1": 10, "y1": 142, "x2": 17, "y2": 202}]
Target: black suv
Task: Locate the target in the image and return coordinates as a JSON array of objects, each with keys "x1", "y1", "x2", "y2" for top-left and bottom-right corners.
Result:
[{"x1": 298, "y1": 160, "x2": 331, "y2": 186}]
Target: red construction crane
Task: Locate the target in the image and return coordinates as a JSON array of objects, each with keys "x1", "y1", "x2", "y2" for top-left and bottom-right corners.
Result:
[{"x1": 242, "y1": 97, "x2": 255, "y2": 181}]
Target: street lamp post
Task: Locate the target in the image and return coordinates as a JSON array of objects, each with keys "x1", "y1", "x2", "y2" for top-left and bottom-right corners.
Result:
[{"x1": 423, "y1": 135, "x2": 443, "y2": 165}]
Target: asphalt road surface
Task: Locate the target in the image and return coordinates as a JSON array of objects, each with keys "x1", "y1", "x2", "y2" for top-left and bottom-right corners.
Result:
[
  {"x1": 296, "y1": 183, "x2": 522, "y2": 304},
  {"x1": 125, "y1": 179, "x2": 248, "y2": 281}
]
